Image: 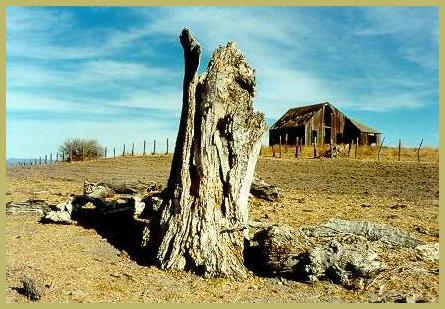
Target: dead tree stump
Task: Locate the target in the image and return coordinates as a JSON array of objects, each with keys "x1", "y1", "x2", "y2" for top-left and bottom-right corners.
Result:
[{"x1": 153, "y1": 29, "x2": 266, "y2": 278}]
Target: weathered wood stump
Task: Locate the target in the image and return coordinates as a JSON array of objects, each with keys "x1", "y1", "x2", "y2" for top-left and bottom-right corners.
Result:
[{"x1": 152, "y1": 29, "x2": 266, "y2": 278}]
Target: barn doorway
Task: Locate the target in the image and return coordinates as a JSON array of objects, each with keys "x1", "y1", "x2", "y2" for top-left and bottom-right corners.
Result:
[{"x1": 324, "y1": 127, "x2": 331, "y2": 144}]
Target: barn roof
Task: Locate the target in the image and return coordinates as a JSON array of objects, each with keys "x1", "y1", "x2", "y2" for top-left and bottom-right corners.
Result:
[
  {"x1": 270, "y1": 102, "x2": 381, "y2": 134},
  {"x1": 349, "y1": 118, "x2": 380, "y2": 134},
  {"x1": 270, "y1": 102, "x2": 326, "y2": 130}
]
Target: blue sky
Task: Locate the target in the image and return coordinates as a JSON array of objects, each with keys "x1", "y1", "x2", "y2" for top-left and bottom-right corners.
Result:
[{"x1": 6, "y1": 6, "x2": 439, "y2": 158}]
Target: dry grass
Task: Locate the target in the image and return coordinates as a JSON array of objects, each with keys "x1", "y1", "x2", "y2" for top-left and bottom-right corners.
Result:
[{"x1": 5, "y1": 155, "x2": 439, "y2": 303}]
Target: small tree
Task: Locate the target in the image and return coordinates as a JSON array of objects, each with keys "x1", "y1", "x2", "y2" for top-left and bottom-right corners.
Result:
[{"x1": 59, "y1": 138, "x2": 103, "y2": 161}]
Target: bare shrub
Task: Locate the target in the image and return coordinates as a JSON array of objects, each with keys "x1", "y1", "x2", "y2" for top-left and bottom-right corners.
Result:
[{"x1": 59, "y1": 138, "x2": 103, "y2": 161}]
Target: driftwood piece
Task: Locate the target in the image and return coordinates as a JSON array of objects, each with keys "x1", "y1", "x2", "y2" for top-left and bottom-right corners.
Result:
[
  {"x1": 154, "y1": 29, "x2": 266, "y2": 278},
  {"x1": 84, "y1": 180, "x2": 162, "y2": 196},
  {"x1": 298, "y1": 234, "x2": 382, "y2": 289},
  {"x1": 250, "y1": 224, "x2": 309, "y2": 276},
  {"x1": 302, "y1": 218, "x2": 421, "y2": 249},
  {"x1": 40, "y1": 181, "x2": 161, "y2": 224},
  {"x1": 250, "y1": 176, "x2": 280, "y2": 201},
  {"x1": 249, "y1": 219, "x2": 423, "y2": 289},
  {"x1": 6, "y1": 200, "x2": 52, "y2": 215}
]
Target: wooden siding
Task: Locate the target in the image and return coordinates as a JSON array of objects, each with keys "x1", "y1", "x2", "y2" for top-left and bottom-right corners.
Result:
[{"x1": 269, "y1": 103, "x2": 381, "y2": 147}]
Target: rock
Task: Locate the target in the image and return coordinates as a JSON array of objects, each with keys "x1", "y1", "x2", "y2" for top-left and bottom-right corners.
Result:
[
  {"x1": 42, "y1": 210, "x2": 74, "y2": 224},
  {"x1": 250, "y1": 176, "x2": 279, "y2": 202},
  {"x1": 19, "y1": 276, "x2": 42, "y2": 301},
  {"x1": 302, "y1": 218, "x2": 420, "y2": 249},
  {"x1": 415, "y1": 243, "x2": 439, "y2": 262},
  {"x1": 68, "y1": 289, "x2": 87, "y2": 298},
  {"x1": 370, "y1": 293, "x2": 421, "y2": 303}
]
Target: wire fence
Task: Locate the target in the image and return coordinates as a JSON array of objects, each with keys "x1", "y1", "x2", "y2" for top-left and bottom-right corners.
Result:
[
  {"x1": 261, "y1": 137, "x2": 438, "y2": 163},
  {"x1": 10, "y1": 137, "x2": 438, "y2": 167},
  {"x1": 11, "y1": 138, "x2": 173, "y2": 167}
]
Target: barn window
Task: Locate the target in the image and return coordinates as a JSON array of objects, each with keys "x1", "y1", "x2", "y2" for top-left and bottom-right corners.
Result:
[
  {"x1": 311, "y1": 130, "x2": 318, "y2": 143},
  {"x1": 368, "y1": 134, "x2": 377, "y2": 145}
]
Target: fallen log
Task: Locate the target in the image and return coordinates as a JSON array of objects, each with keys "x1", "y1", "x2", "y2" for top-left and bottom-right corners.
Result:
[
  {"x1": 6, "y1": 200, "x2": 52, "y2": 215},
  {"x1": 301, "y1": 218, "x2": 421, "y2": 249},
  {"x1": 249, "y1": 219, "x2": 423, "y2": 289}
]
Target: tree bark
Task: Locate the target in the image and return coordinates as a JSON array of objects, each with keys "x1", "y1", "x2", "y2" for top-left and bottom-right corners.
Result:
[{"x1": 154, "y1": 29, "x2": 266, "y2": 278}]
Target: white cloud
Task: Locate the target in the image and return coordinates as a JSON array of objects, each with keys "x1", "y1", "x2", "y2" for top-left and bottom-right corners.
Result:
[
  {"x1": 6, "y1": 6, "x2": 438, "y2": 156},
  {"x1": 6, "y1": 92, "x2": 113, "y2": 114},
  {"x1": 7, "y1": 59, "x2": 178, "y2": 92},
  {"x1": 351, "y1": 6, "x2": 437, "y2": 37},
  {"x1": 109, "y1": 89, "x2": 182, "y2": 110}
]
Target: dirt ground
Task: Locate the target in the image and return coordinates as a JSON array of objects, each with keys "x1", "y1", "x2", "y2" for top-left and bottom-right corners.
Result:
[{"x1": 4, "y1": 155, "x2": 439, "y2": 303}]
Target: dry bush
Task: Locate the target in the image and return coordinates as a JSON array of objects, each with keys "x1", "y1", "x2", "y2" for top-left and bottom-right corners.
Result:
[{"x1": 58, "y1": 138, "x2": 104, "y2": 161}]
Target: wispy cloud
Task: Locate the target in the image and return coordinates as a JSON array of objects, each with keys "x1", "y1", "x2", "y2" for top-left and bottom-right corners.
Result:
[{"x1": 6, "y1": 6, "x2": 438, "y2": 157}]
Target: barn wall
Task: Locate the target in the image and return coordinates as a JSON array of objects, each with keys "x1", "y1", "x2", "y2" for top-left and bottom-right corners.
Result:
[
  {"x1": 301, "y1": 108, "x2": 324, "y2": 146},
  {"x1": 269, "y1": 126, "x2": 305, "y2": 146},
  {"x1": 269, "y1": 104, "x2": 380, "y2": 147},
  {"x1": 331, "y1": 106, "x2": 346, "y2": 144}
]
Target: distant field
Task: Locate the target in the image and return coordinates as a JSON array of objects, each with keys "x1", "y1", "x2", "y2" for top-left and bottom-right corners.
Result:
[{"x1": 5, "y1": 155, "x2": 439, "y2": 303}]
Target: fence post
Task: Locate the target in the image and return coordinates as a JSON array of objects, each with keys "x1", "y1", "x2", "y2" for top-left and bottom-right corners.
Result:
[
  {"x1": 122, "y1": 144, "x2": 126, "y2": 156},
  {"x1": 330, "y1": 139, "x2": 333, "y2": 159},
  {"x1": 44, "y1": 154, "x2": 47, "y2": 164},
  {"x1": 166, "y1": 138, "x2": 169, "y2": 154},
  {"x1": 295, "y1": 137, "x2": 299, "y2": 158},
  {"x1": 50, "y1": 153, "x2": 52, "y2": 164},
  {"x1": 62, "y1": 152, "x2": 65, "y2": 162},
  {"x1": 153, "y1": 139, "x2": 156, "y2": 154},
  {"x1": 398, "y1": 139, "x2": 401, "y2": 162},
  {"x1": 143, "y1": 140, "x2": 146, "y2": 156},
  {"x1": 378, "y1": 136, "x2": 385, "y2": 161},
  {"x1": 113, "y1": 147, "x2": 116, "y2": 158},
  {"x1": 355, "y1": 137, "x2": 358, "y2": 159},
  {"x1": 313, "y1": 137, "x2": 318, "y2": 159},
  {"x1": 131, "y1": 142, "x2": 134, "y2": 156},
  {"x1": 272, "y1": 145, "x2": 275, "y2": 157},
  {"x1": 34, "y1": 158, "x2": 37, "y2": 165},
  {"x1": 279, "y1": 135, "x2": 282, "y2": 158},
  {"x1": 104, "y1": 147, "x2": 107, "y2": 158},
  {"x1": 417, "y1": 138, "x2": 423, "y2": 163},
  {"x1": 285, "y1": 133, "x2": 288, "y2": 153}
]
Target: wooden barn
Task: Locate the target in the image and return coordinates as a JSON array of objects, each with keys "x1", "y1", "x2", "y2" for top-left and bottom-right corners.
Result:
[{"x1": 269, "y1": 102, "x2": 381, "y2": 146}]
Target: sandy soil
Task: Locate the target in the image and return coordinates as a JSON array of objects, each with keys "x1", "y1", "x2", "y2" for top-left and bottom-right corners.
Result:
[{"x1": 5, "y1": 155, "x2": 439, "y2": 303}]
